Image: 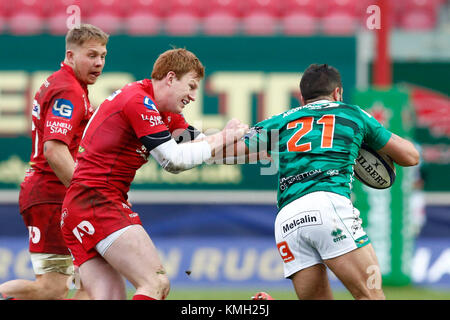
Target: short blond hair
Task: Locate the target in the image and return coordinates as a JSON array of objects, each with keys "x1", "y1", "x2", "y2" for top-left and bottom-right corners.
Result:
[
  {"x1": 151, "y1": 48, "x2": 205, "y2": 81},
  {"x1": 65, "y1": 24, "x2": 109, "y2": 50}
]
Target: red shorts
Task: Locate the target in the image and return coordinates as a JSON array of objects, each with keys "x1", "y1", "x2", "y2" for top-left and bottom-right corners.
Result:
[
  {"x1": 21, "y1": 203, "x2": 70, "y2": 255},
  {"x1": 61, "y1": 182, "x2": 142, "y2": 266}
]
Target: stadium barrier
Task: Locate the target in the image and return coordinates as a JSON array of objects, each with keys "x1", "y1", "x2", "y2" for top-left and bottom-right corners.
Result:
[{"x1": 0, "y1": 203, "x2": 449, "y2": 288}]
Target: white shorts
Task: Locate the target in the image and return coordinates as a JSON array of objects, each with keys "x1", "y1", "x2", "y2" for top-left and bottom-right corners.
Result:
[{"x1": 274, "y1": 191, "x2": 370, "y2": 278}]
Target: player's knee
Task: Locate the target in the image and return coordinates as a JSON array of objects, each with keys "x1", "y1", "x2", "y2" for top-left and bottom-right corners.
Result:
[
  {"x1": 140, "y1": 271, "x2": 170, "y2": 300},
  {"x1": 158, "y1": 274, "x2": 170, "y2": 299},
  {"x1": 153, "y1": 272, "x2": 170, "y2": 299}
]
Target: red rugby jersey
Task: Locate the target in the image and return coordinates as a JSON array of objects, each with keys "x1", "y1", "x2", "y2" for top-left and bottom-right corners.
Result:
[
  {"x1": 19, "y1": 62, "x2": 94, "y2": 212},
  {"x1": 71, "y1": 79, "x2": 189, "y2": 200}
]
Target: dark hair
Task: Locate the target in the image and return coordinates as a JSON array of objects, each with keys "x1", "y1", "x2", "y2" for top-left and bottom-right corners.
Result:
[{"x1": 299, "y1": 64, "x2": 342, "y2": 101}]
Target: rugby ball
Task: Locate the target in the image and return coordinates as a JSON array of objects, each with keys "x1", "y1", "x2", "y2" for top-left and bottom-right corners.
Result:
[{"x1": 354, "y1": 143, "x2": 396, "y2": 189}]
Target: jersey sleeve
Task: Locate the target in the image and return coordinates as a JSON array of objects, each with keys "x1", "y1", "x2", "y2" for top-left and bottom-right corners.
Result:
[
  {"x1": 161, "y1": 112, "x2": 190, "y2": 134},
  {"x1": 122, "y1": 94, "x2": 169, "y2": 139},
  {"x1": 244, "y1": 117, "x2": 276, "y2": 154},
  {"x1": 359, "y1": 108, "x2": 392, "y2": 150},
  {"x1": 42, "y1": 88, "x2": 87, "y2": 146}
]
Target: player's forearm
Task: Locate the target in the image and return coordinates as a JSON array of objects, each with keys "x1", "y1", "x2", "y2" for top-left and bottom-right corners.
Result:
[
  {"x1": 203, "y1": 120, "x2": 249, "y2": 157},
  {"x1": 225, "y1": 151, "x2": 272, "y2": 164},
  {"x1": 150, "y1": 139, "x2": 212, "y2": 174},
  {"x1": 148, "y1": 119, "x2": 248, "y2": 173},
  {"x1": 43, "y1": 140, "x2": 75, "y2": 187},
  {"x1": 203, "y1": 131, "x2": 229, "y2": 158},
  {"x1": 379, "y1": 133, "x2": 419, "y2": 167},
  {"x1": 209, "y1": 140, "x2": 271, "y2": 164}
]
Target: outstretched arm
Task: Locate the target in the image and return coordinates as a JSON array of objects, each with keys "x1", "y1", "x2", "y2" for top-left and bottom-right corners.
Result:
[
  {"x1": 142, "y1": 118, "x2": 249, "y2": 173},
  {"x1": 210, "y1": 136, "x2": 272, "y2": 165}
]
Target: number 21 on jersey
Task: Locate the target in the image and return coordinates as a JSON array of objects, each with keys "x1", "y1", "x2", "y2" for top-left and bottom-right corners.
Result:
[{"x1": 286, "y1": 115, "x2": 335, "y2": 152}]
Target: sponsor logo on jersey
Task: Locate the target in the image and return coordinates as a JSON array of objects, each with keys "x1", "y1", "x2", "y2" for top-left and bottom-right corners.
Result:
[
  {"x1": 143, "y1": 96, "x2": 158, "y2": 112},
  {"x1": 32, "y1": 99, "x2": 41, "y2": 119},
  {"x1": 281, "y1": 102, "x2": 339, "y2": 118},
  {"x1": 306, "y1": 102, "x2": 340, "y2": 109},
  {"x1": 52, "y1": 98, "x2": 74, "y2": 119},
  {"x1": 46, "y1": 120, "x2": 73, "y2": 135},
  {"x1": 106, "y1": 89, "x2": 121, "y2": 101},
  {"x1": 141, "y1": 114, "x2": 164, "y2": 127},
  {"x1": 72, "y1": 220, "x2": 95, "y2": 243},
  {"x1": 331, "y1": 228, "x2": 347, "y2": 243},
  {"x1": 281, "y1": 210, "x2": 322, "y2": 238},
  {"x1": 276, "y1": 241, "x2": 295, "y2": 263},
  {"x1": 326, "y1": 169, "x2": 340, "y2": 176},
  {"x1": 355, "y1": 235, "x2": 370, "y2": 247},
  {"x1": 279, "y1": 169, "x2": 322, "y2": 191},
  {"x1": 282, "y1": 106, "x2": 303, "y2": 118},
  {"x1": 28, "y1": 226, "x2": 41, "y2": 244}
]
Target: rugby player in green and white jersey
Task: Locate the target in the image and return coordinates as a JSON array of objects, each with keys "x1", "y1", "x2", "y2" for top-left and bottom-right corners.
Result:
[{"x1": 223, "y1": 64, "x2": 419, "y2": 300}]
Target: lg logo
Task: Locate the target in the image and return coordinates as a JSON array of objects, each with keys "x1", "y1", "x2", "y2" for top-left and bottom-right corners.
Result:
[
  {"x1": 72, "y1": 221, "x2": 95, "y2": 243},
  {"x1": 52, "y1": 99, "x2": 74, "y2": 119},
  {"x1": 277, "y1": 241, "x2": 295, "y2": 263},
  {"x1": 28, "y1": 226, "x2": 41, "y2": 244}
]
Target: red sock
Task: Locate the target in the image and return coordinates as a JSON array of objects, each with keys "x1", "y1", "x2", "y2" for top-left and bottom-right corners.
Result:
[{"x1": 132, "y1": 294, "x2": 156, "y2": 300}]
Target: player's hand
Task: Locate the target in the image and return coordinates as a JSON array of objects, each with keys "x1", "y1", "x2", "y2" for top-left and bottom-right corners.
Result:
[{"x1": 222, "y1": 118, "x2": 249, "y2": 145}]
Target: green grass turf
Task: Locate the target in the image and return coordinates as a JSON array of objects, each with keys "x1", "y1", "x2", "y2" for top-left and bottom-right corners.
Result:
[{"x1": 123, "y1": 286, "x2": 450, "y2": 300}]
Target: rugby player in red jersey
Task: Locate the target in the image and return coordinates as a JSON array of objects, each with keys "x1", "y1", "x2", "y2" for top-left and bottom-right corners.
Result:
[
  {"x1": 0, "y1": 24, "x2": 108, "y2": 300},
  {"x1": 61, "y1": 48, "x2": 248, "y2": 300}
]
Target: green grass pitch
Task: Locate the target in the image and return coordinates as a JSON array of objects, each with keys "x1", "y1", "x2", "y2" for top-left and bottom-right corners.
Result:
[{"x1": 122, "y1": 286, "x2": 450, "y2": 300}]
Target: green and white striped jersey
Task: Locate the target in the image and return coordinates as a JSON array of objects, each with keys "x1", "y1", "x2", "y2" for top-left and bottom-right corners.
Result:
[{"x1": 244, "y1": 100, "x2": 392, "y2": 210}]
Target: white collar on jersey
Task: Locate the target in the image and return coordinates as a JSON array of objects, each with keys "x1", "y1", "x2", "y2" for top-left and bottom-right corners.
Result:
[{"x1": 308, "y1": 99, "x2": 331, "y2": 104}]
